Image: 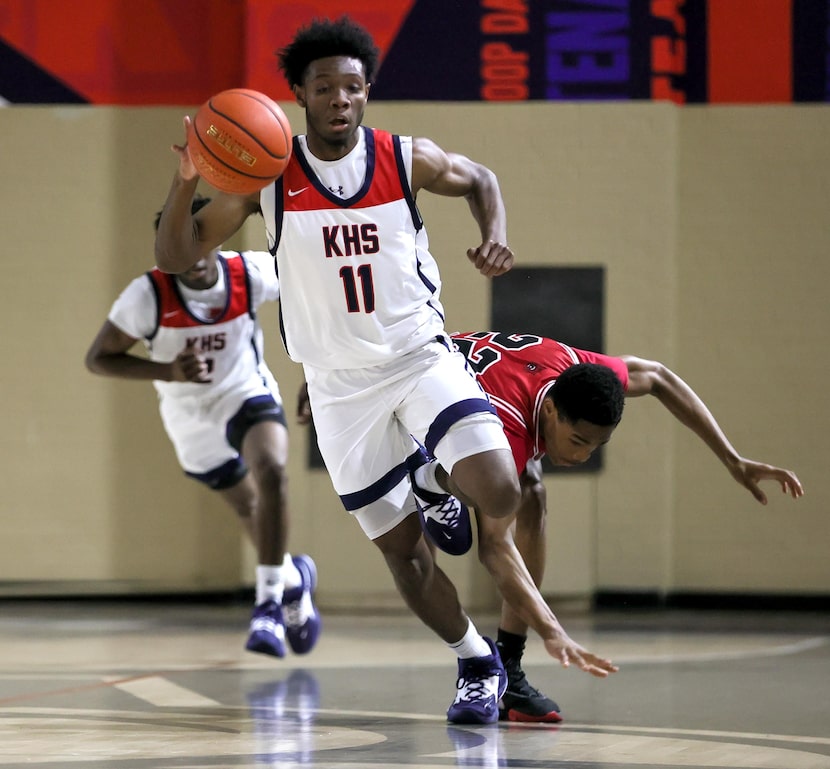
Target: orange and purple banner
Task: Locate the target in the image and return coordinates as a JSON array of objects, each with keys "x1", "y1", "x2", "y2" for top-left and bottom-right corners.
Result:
[{"x1": 0, "y1": 0, "x2": 826, "y2": 105}]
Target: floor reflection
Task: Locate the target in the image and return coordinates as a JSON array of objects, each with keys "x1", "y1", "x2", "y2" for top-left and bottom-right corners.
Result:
[{"x1": 247, "y1": 670, "x2": 320, "y2": 765}]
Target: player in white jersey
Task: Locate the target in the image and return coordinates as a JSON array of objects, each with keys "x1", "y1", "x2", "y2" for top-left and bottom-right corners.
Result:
[
  {"x1": 154, "y1": 18, "x2": 617, "y2": 723},
  {"x1": 86, "y1": 196, "x2": 321, "y2": 661}
]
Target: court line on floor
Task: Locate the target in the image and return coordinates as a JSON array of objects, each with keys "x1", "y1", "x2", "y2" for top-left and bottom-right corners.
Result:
[
  {"x1": 2, "y1": 703, "x2": 828, "y2": 750},
  {"x1": 608, "y1": 636, "x2": 827, "y2": 665}
]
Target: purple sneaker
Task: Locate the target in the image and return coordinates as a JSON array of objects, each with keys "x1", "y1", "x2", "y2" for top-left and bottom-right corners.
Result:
[
  {"x1": 246, "y1": 599, "x2": 286, "y2": 658},
  {"x1": 409, "y1": 450, "x2": 473, "y2": 555},
  {"x1": 282, "y1": 555, "x2": 321, "y2": 654},
  {"x1": 447, "y1": 637, "x2": 507, "y2": 725},
  {"x1": 411, "y1": 466, "x2": 473, "y2": 556}
]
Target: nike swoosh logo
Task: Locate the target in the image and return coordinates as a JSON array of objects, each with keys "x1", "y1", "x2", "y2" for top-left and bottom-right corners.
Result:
[
  {"x1": 163, "y1": 311, "x2": 178, "y2": 318},
  {"x1": 287, "y1": 187, "x2": 308, "y2": 197}
]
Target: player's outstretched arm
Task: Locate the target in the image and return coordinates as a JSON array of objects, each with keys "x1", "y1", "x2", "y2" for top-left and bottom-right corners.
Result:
[
  {"x1": 411, "y1": 137, "x2": 514, "y2": 277},
  {"x1": 622, "y1": 356, "x2": 804, "y2": 503},
  {"x1": 155, "y1": 116, "x2": 259, "y2": 274},
  {"x1": 474, "y1": 510, "x2": 618, "y2": 678}
]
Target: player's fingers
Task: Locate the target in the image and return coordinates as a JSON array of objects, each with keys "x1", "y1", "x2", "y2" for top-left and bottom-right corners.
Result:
[
  {"x1": 591, "y1": 656, "x2": 619, "y2": 674},
  {"x1": 487, "y1": 249, "x2": 514, "y2": 276},
  {"x1": 567, "y1": 648, "x2": 593, "y2": 674},
  {"x1": 482, "y1": 245, "x2": 513, "y2": 276},
  {"x1": 786, "y1": 473, "x2": 804, "y2": 497},
  {"x1": 587, "y1": 665, "x2": 611, "y2": 678},
  {"x1": 467, "y1": 245, "x2": 489, "y2": 269},
  {"x1": 750, "y1": 484, "x2": 768, "y2": 504},
  {"x1": 784, "y1": 479, "x2": 803, "y2": 498},
  {"x1": 570, "y1": 648, "x2": 618, "y2": 678}
]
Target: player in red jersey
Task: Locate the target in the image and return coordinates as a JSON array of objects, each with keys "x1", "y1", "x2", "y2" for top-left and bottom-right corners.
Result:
[{"x1": 411, "y1": 331, "x2": 802, "y2": 722}]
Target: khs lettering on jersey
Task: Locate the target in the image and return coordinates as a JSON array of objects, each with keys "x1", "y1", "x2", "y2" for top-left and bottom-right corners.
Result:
[
  {"x1": 186, "y1": 332, "x2": 226, "y2": 352},
  {"x1": 267, "y1": 128, "x2": 446, "y2": 369},
  {"x1": 323, "y1": 224, "x2": 380, "y2": 258}
]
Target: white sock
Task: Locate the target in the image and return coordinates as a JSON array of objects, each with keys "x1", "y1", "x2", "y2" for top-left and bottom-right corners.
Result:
[
  {"x1": 282, "y1": 552, "x2": 302, "y2": 591},
  {"x1": 448, "y1": 619, "x2": 492, "y2": 659},
  {"x1": 256, "y1": 564, "x2": 284, "y2": 605},
  {"x1": 414, "y1": 460, "x2": 444, "y2": 495}
]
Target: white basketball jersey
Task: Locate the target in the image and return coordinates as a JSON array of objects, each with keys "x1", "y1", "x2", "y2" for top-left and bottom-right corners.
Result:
[
  {"x1": 261, "y1": 126, "x2": 446, "y2": 370},
  {"x1": 145, "y1": 254, "x2": 270, "y2": 400}
]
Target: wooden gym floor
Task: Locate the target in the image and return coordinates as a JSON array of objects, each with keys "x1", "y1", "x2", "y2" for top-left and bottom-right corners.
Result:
[{"x1": 0, "y1": 600, "x2": 828, "y2": 768}]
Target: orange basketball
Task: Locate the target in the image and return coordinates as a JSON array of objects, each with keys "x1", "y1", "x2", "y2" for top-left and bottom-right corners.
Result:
[{"x1": 187, "y1": 88, "x2": 292, "y2": 195}]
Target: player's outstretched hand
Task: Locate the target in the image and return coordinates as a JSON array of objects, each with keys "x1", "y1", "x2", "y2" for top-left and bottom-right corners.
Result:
[
  {"x1": 466, "y1": 240, "x2": 514, "y2": 277},
  {"x1": 172, "y1": 340, "x2": 212, "y2": 383},
  {"x1": 543, "y1": 631, "x2": 619, "y2": 679},
  {"x1": 729, "y1": 458, "x2": 804, "y2": 504},
  {"x1": 171, "y1": 115, "x2": 199, "y2": 182}
]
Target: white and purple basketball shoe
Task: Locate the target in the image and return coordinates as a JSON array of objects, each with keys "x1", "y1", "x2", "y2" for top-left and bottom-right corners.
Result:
[{"x1": 447, "y1": 637, "x2": 507, "y2": 724}]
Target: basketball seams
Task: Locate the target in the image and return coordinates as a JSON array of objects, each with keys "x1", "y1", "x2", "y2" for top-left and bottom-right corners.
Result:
[
  {"x1": 208, "y1": 89, "x2": 290, "y2": 161},
  {"x1": 190, "y1": 121, "x2": 276, "y2": 183},
  {"x1": 189, "y1": 88, "x2": 293, "y2": 194},
  {"x1": 193, "y1": 111, "x2": 285, "y2": 174}
]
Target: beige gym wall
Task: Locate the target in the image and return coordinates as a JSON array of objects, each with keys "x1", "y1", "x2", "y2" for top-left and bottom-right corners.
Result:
[{"x1": 0, "y1": 102, "x2": 825, "y2": 609}]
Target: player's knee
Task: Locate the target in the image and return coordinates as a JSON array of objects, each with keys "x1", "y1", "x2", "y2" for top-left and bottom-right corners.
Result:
[
  {"x1": 249, "y1": 457, "x2": 288, "y2": 497},
  {"x1": 452, "y1": 452, "x2": 521, "y2": 520},
  {"x1": 224, "y1": 490, "x2": 257, "y2": 521},
  {"x1": 475, "y1": 473, "x2": 522, "y2": 520}
]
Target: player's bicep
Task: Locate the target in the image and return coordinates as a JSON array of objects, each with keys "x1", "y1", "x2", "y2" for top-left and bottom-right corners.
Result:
[
  {"x1": 412, "y1": 137, "x2": 477, "y2": 197},
  {"x1": 88, "y1": 321, "x2": 138, "y2": 360},
  {"x1": 621, "y1": 355, "x2": 659, "y2": 397}
]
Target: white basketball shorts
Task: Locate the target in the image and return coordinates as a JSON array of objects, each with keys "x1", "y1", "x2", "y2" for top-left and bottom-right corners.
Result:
[
  {"x1": 158, "y1": 369, "x2": 285, "y2": 489},
  {"x1": 304, "y1": 337, "x2": 509, "y2": 539}
]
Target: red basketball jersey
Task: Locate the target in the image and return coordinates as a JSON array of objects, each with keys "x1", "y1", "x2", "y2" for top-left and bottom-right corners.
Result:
[{"x1": 451, "y1": 332, "x2": 629, "y2": 471}]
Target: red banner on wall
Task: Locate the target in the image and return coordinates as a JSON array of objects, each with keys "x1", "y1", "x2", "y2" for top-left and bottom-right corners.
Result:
[{"x1": 0, "y1": 0, "x2": 826, "y2": 105}]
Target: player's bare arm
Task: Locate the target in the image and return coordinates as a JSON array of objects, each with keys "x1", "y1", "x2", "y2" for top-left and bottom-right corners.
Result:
[
  {"x1": 86, "y1": 321, "x2": 202, "y2": 383},
  {"x1": 623, "y1": 356, "x2": 804, "y2": 503},
  {"x1": 86, "y1": 322, "x2": 211, "y2": 384},
  {"x1": 411, "y1": 137, "x2": 514, "y2": 277},
  {"x1": 475, "y1": 510, "x2": 618, "y2": 678},
  {"x1": 155, "y1": 116, "x2": 260, "y2": 274}
]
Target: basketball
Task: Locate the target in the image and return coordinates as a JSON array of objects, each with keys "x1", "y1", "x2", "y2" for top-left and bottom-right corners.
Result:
[{"x1": 187, "y1": 88, "x2": 292, "y2": 195}]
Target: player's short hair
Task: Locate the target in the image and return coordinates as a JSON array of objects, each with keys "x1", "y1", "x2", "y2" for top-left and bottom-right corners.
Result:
[
  {"x1": 550, "y1": 363, "x2": 625, "y2": 427},
  {"x1": 153, "y1": 195, "x2": 211, "y2": 231},
  {"x1": 277, "y1": 15, "x2": 380, "y2": 88}
]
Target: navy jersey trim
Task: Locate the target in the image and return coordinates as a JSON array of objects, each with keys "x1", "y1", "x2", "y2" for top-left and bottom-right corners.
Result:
[
  {"x1": 145, "y1": 272, "x2": 162, "y2": 341},
  {"x1": 271, "y1": 175, "x2": 285, "y2": 259},
  {"x1": 294, "y1": 126, "x2": 376, "y2": 208},
  {"x1": 392, "y1": 134, "x2": 423, "y2": 231}
]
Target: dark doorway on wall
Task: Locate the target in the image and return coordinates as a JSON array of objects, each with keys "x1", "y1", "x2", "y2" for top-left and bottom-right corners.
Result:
[{"x1": 491, "y1": 266, "x2": 606, "y2": 474}]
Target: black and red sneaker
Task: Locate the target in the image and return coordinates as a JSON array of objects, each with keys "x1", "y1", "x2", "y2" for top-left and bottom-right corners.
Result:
[{"x1": 498, "y1": 657, "x2": 562, "y2": 723}]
